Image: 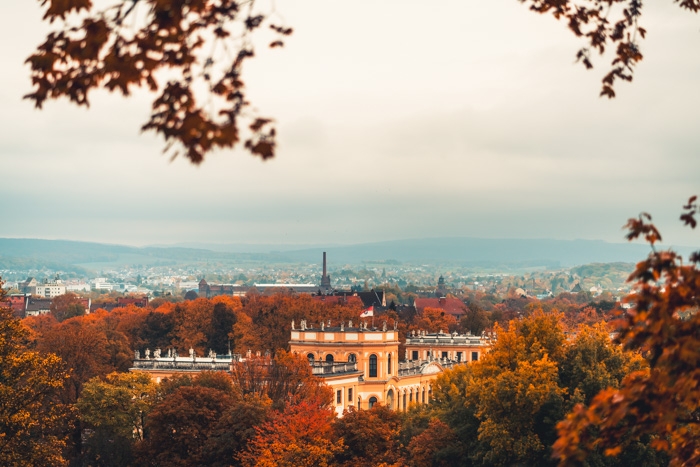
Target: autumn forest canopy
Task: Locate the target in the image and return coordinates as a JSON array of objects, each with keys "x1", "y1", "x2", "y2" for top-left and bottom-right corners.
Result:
[{"x1": 1, "y1": 197, "x2": 700, "y2": 465}]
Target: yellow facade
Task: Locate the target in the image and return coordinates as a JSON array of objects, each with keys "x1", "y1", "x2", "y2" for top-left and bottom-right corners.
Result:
[
  {"x1": 289, "y1": 322, "x2": 488, "y2": 415},
  {"x1": 130, "y1": 325, "x2": 491, "y2": 417}
]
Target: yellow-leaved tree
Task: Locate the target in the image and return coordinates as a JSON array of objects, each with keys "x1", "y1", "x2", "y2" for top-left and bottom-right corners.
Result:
[
  {"x1": 0, "y1": 281, "x2": 70, "y2": 467},
  {"x1": 554, "y1": 197, "x2": 700, "y2": 466}
]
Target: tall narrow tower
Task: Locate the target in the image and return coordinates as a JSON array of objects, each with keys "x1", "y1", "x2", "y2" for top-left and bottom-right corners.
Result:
[{"x1": 320, "y1": 251, "x2": 332, "y2": 293}]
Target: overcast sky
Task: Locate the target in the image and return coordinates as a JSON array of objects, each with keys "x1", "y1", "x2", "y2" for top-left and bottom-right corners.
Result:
[{"x1": 1, "y1": 1, "x2": 698, "y2": 248}]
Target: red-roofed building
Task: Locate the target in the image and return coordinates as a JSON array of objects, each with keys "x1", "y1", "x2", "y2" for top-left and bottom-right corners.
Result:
[
  {"x1": 25, "y1": 298, "x2": 52, "y2": 317},
  {"x1": 414, "y1": 297, "x2": 466, "y2": 319},
  {"x1": 117, "y1": 296, "x2": 149, "y2": 308},
  {"x1": 2, "y1": 294, "x2": 29, "y2": 318}
]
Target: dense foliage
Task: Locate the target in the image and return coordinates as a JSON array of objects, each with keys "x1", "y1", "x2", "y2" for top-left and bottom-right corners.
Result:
[
  {"x1": 0, "y1": 287, "x2": 70, "y2": 467},
  {"x1": 1, "y1": 196, "x2": 699, "y2": 465},
  {"x1": 555, "y1": 198, "x2": 700, "y2": 466}
]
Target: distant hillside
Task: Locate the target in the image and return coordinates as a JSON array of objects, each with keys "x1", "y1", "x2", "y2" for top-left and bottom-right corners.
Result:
[
  {"x1": 0, "y1": 237, "x2": 692, "y2": 271},
  {"x1": 0, "y1": 238, "x2": 276, "y2": 272},
  {"x1": 277, "y1": 238, "x2": 682, "y2": 268}
]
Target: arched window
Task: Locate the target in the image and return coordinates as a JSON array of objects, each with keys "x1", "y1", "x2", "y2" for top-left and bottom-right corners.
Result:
[
  {"x1": 369, "y1": 354, "x2": 377, "y2": 377},
  {"x1": 307, "y1": 353, "x2": 315, "y2": 362},
  {"x1": 325, "y1": 354, "x2": 334, "y2": 363},
  {"x1": 386, "y1": 389, "x2": 394, "y2": 410},
  {"x1": 387, "y1": 353, "x2": 392, "y2": 375},
  {"x1": 347, "y1": 353, "x2": 356, "y2": 363},
  {"x1": 369, "y1": 396, "x2": 378, "y2": 409},
  {"x1": 403, "y1": 391, "x2": 407, "y2": 410},
  {"x1": 422, "y1": 387, "x2": 426, "y2": 404}
]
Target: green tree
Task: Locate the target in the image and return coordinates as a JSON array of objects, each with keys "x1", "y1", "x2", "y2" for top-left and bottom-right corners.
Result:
[
  {"x1": 474, "y1": 354, "x2": 566, "y2": 466},
  {"x1": 0, "y1": 285, "x2": 70, "y2": 467},
  {"x1": 559, "y1": 323, "x2": 646, "y2": 406},
  {"x1": 77, "y1": 371, "x2": 157, "y2": 467},
  {"x1": 426, "y1": 365, "x2": 480, "y2": 466}
]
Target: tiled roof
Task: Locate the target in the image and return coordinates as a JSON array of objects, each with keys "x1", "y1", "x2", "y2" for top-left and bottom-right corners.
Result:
[
  {"x1": 26, "y1": 298, "x2": 52, "y2": 312},
  {"x1": 414, "y1": 297, "x2": 466, "y2": 317}
]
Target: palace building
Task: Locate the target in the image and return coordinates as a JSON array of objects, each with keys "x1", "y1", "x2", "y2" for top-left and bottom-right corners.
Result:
[
  {"x1": 131, "y1": 321, "x2": 491, "y2": 416},
  {"x1": 289, "y1": 320, "x2": 489, "y2": 415}
]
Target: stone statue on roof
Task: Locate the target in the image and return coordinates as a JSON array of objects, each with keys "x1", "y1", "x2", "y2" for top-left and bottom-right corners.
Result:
[
  {"x1": 154, "y1": 348, "x2": 161, "y2": 359},
  {"x1": 134, "y1": 350, "x2": 140, "y2": 360}
]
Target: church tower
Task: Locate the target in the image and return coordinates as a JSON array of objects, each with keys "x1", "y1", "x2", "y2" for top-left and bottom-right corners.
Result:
[
  {"x1": 436, "y1": 275, "x2": 447, "y2": 297},
  {"x1": 320, "y1": 252, "x2": 332, "y2": 294}
]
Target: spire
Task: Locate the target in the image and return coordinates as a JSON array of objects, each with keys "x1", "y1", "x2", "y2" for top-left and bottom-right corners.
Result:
[{"x1": 320, "y1": 251, "x2": 332, "y2": 293}]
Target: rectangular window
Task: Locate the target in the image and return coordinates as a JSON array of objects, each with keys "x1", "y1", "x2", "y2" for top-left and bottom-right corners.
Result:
[
  {"x1": 457, "y1": 352, "x2": 463, "y2": 362},
  {"x1": 412, "y1": 350, "x2": 418, "y2": 361},
  {"x1": 336, "y1": 390, "x2": 342, "y2": 404},
  {"x1": 441, "y1": 351, "x2": 448, "y2": 360},
  {"x1": 369, "y1": 355, "x2": 377, "y2": 377},
  {"x1": 472, "y1": 352, "x2": 479, "y2": 361},
  {"x1": 348, "y1": 387, "x2": 353, "y2": 402}
]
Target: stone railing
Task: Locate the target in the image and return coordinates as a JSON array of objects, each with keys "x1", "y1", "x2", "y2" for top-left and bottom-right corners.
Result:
[
  {"x1": 309, "y1": 361, "x2": 359, "y2": 375},
  {"x1": 132, "y1": 356, "x2": 238, "y2": 372},
  {"x1": 398, "y1": 360, "x2": 424, "y2": 376},
  {"x1": 405, "y1": 336, "x2": 487, "y2": 346},
  {"x1": 397, "y1": 358, "x2": 463, "y2": 376}
]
